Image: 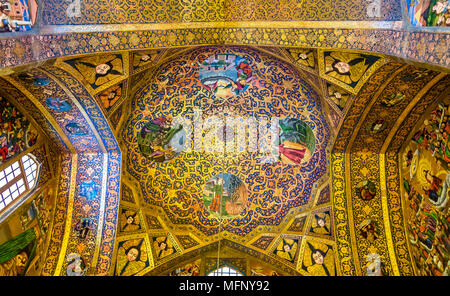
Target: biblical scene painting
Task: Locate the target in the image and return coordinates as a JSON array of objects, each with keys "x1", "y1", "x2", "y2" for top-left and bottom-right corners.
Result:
[
  {"x1": 355, "y1": 179, "x2": 377, "y2": 201},
  {"x1": 169, "y1": 259, "x2": 200, "y2": 276},
  {"x1": 276, "y1": 117, "x2": 316, "y2": 165},
  {"x1": 138, "y1": 116, "x2": 187, "y2": 163},
  {"x1": 0, "y1": 96, "x2": 38, "y2": 164},
  {"x1": 0, "y1": 0, "x2": 38, "y2": 33},
  {"x1": 198, "y1": 53, "x2": 253, "y2": 99},
  {"x1": 202, "y1": 173, "x2": 248, "y2": 219},
  {"x1": 0, "y1": 185, "x2": 54, "y2": 276},
  {"x1": 402, "y1": 98, "x2": 450, "y2": 276},
  {"x1": 406, "y1": 0, "x2": 450, "y2": 27},
  {"x1": 249, "y1": 260, "x2": 280, "y2": 276}
]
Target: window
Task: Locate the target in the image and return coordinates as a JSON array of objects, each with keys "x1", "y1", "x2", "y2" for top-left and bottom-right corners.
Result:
[
  {"x1": 0, "y1": 153, "x2": 40, "y2": 212},
  {"x1": 207, "y1": 266, "x2": 244, "y2": 276}
]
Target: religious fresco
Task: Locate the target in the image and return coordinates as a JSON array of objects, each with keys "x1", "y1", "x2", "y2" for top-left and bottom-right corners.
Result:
[
  {"x1": 325, "y1": 83, "x2": 352, "y2": 113},
  {"x1": 331, "y1": 58, "x2": 449, "y2": 277},
  {"x1": 1, "y1": 65, "x2": 122, "y2": 276},
  {"x1": 66, "y1": 252, "x2": 88, "y2": 276},
  {"x1": 169, "y1": 259, "x2": 200, "y2": 276},
  {"x1": 198, "y1": 53, "x2": 254, "y2": 99},
  {"x1": 202, "y1": 173, "x2": 248, "y2": 218},
  {"x1": 271, "y1": 235, "x2": 300, "y2": 265},
  {"x1": 115, "y1": 236, "x2": 152, "y2": 276},
  {"x1": 0, "y1": 36, "x2": 448, "y2": 277},
  {"x1": 131, "y1": 49, "x2": 165, "y2": 74},
  {"x1": 277, "y1": 117, "x2": 316, "y2": 165},
  {"x1": 285, "y1": 48, "x2": 316, "y2": 71},
  {"x1": 249, "y1": 260, "x2": 280, "y2": 276},
  {"x1": 0, "y1": 185, "x2": 55, "y2": 276},
  {"x1": 307, "y1": 207, "x2": 333, "y2": 239},
  {"x1": 0, "y1": 228, "x2": 36, "y2": 275},
  {"x1": 123, "y1": 46, "x2": 330, "y2": 238},
  {"x1": 300, "y1": 239, "x2": 336, "y2": 276},
  {"x1": 61, "y1": 53, "x2": 128, "y2": 93},
  {"x1": 0, "y1": 95, "x2": 38, "y2": 164},
  {"x1": 318, "y1": 50, "x2": 385, "y2": 95},
  {"x1": 96, "y1": 82, "x2": 127, "y2": 115},
  {"x1": 151, "y1": 234, "x2": 179, "y2": 262},
  {"x1": 401, "y1": 98, "x2": 450, "y2": 276},
  {"x1": 138, "y1": 116, "x2": 187, "y2": 163},
  {"x1": 118, "y1": 206, "x2": 143, "y2": 234},
  {"x1": 406, "y1": 0, "x2": 450, "y2": 27},
  {"x1": 0, "y1": 0, "x2": 38, "y2": 33}
]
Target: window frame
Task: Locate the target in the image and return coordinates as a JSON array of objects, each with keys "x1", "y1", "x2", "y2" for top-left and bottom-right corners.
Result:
[
  {"x1": 0, "y1": 152, "x2": 41, "y2": 217},
  {"x1": 207, "y1": 265, "x2": 245, "y2": 276}
]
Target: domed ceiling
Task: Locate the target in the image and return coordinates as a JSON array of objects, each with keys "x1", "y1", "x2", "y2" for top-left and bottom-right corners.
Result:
[
  {"x1": 1, "y1": 38, "x2": 448, "y2": 277},
  {"x1": 121, "y1": 46, "x2": 330, "y2": 239}
]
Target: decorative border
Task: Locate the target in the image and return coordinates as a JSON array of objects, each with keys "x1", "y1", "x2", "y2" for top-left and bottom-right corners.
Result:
[{"x1": 1, "y1": 28, "x2": 449, "y2": 71}]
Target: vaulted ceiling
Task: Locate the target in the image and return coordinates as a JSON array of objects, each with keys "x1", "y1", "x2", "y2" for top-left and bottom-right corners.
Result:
[{"x1": 0, "y1": 0, "x2": 449, "y2": 277}]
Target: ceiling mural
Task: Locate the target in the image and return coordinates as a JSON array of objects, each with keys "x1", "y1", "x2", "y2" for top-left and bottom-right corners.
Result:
[
  {"x1": 122, "y1": 46, "x2": 331, "y2": 239},
  {"x1": 0, "y1": 33, "x2": 449, "y2": 278}
]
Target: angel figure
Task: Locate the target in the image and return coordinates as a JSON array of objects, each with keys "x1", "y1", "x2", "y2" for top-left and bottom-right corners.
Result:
[
  {"x1": 119, "y1": 209, "x2": 141, "y2": 232},
  {"x1": 274, "y1": 238, "x2": 298, "y2": 263},
  {"x1": 327, "y1": 84, "x2": 350, "y2": 111},
  {"x1": 324, "y1": 52, "x2": 371, "y2": 86},
  {"x1": 116, "y1": 239, "x2": 148, "y2": 276},
  {"x1": 133, "y1": 51, "x2": 160, "y2": 69},
  {"x1": 310, "y1": 212, "x2": 332, "y2": 236},
  {"x1": 72, "y1": 54, "x2": 123, "y2": 89},
  {"x1": 302, "y1": 241, "x2": 335, "y2": 276},
  {"x1": 289, "y1": 48, "x2": 315, "y2": 68},
  {"x1": 153, "y1": 236, "x2": 175, "y2": 259}
]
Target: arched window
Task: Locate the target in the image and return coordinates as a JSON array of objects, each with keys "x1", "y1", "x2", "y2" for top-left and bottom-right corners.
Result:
[
  {"x1": 0, "y1": 153, "x2": 40, "y2": 212},
  {"x1": 207, "y1": 266, "x2": 244, "y2": 276}
]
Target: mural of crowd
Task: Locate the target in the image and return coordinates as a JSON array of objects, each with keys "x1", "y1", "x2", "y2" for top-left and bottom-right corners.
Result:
[
  {"x1": 0, "y1": 96, "x2": 38, "y2": 164},
  {"x1": 402, "y1": 99, "x2": 450, "y2": 276}
]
